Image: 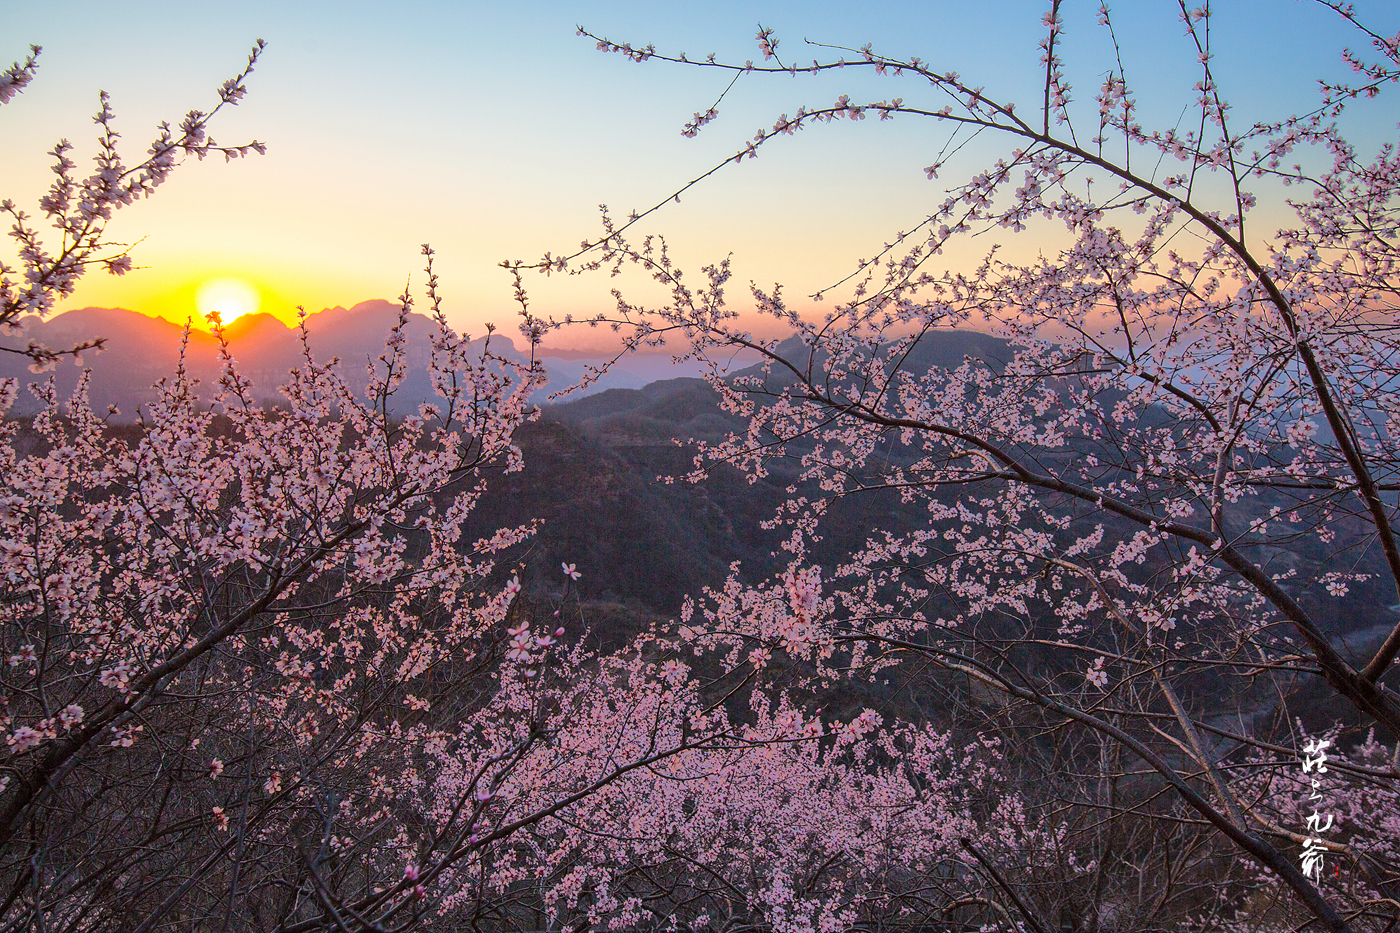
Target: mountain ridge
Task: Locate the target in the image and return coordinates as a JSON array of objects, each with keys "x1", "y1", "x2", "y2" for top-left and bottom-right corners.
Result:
[{"x1": 0, "y1": 303, "x2": 714, "y2": 416}]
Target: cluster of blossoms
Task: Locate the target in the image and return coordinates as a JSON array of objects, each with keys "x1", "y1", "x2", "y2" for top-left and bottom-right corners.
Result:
[
  {"x1": 411, "y1": 627, "x2": 1061, "y2": 933},
  {"x1": 97, "y1": 659, "x2": 134, "y2": 693},
  {"x1": 5, "y1": 704, "x2": 81, "y2": 754},
  {"x1": 0, "y1": 46, "x2": 38, "y2": 106},
  {"x1": 0, "y1": 41, "x2": 266, "y2": 371},
  {"x1": 515, "y1": 5, "x2": 1400, "y2": 930},
  {"x1": 503, "y1": 622, "x2": 554, "y2": 663}
]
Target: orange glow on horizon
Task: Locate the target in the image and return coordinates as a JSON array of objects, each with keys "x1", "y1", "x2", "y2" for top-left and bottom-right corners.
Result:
[
  {"x1": 85, "y1": 272, "x2": 317, "y2": 332},
  {"x1": 196, "y1": 278, "x2": 260, "y2": 326}
]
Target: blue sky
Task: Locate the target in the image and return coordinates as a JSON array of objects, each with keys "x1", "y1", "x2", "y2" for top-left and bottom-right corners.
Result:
[{"x1": 2, "y1": 1, "x2": 1397, "y2": 345}]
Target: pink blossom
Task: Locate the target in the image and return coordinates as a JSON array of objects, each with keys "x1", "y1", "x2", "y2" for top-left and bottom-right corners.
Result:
[{"x1": 6, "y1": 726, "x2": 42, "y2": 752}]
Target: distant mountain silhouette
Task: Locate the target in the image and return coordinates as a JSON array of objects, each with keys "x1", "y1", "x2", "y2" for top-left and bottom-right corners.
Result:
[
  {"x1": 3, "y1": 308, "x2": 222, "y2": 416},
  {"x1": 0, "y1": 302, "x2": 713, "y2": 418},
  {"x1": 729, "y1": 330, "x2": 1012, "y2": 388}
]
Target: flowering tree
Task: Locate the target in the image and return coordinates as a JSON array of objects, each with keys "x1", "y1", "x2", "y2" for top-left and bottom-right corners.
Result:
[
  {"x1": 0, "y1": 46, "x2": 1071, "y2": 933},
  {"x1": 0, "y1": 40, "x2": 267, "y2": 371},
  {"x1": 0, "y1": 296, "x2": 1054, "y2": 930},
  {"x1": 511, "y1": 2, "x2": 1400, "y2": 930},
  {"x1": 0, "y1": 231, "x2": 551, "y2": 926},
  {"x1": 0, "y1": 45, "x2": 639, "y2": 931},
  {"x1": 413, "y1": 618, "x2": 1082, "y2": 933}
]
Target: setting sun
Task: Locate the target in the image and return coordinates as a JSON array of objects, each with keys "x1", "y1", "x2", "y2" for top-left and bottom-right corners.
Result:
[{"x1": 196, "y1": 278, "x2": 260, "y2": 325}]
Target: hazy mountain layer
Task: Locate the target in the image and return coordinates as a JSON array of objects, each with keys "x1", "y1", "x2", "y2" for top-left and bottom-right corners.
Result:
[{"x1": 0, "y1": 302, "x2": 709, "y2": 417}]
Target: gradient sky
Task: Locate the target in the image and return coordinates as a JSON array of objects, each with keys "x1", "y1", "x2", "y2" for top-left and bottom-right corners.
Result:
[{"x1": 3, "y1": 1, "x2": 1397, "y2": 347}]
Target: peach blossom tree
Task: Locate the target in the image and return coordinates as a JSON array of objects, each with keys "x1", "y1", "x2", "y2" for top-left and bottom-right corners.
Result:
[
  {"x1": 0, "y1": 45, "x2": 1054, "y2": 933},
  {"x1": 514, "y1": 2, "x2": 1400, "y2": 930}
]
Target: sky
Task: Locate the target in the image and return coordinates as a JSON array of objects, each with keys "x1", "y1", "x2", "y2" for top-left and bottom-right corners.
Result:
[{"x1": 2, "y1": 1, "x2": 1398, "y2": 349}]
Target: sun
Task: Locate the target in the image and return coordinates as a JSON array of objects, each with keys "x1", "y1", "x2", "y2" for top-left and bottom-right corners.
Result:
[{"x1": 196, "y1": 278, "x2": 261, "y2": 325}]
